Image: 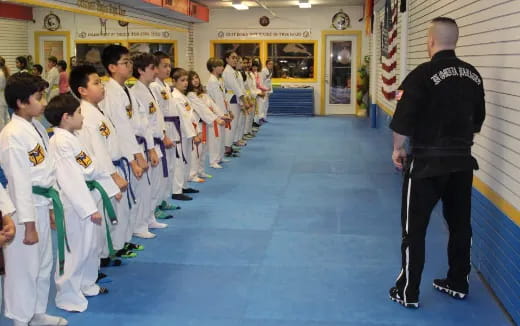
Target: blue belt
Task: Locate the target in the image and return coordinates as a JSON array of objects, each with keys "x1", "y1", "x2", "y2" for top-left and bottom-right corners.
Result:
[
  {"x1": 154, "y1": 137, "x2": 168, "y2": 178},
  {"x1": 164, "y1": 116, "x2": 187, "y2": 164},
  {"x1": 112, "y1": 157, "x2": 136, "y2": 209}
]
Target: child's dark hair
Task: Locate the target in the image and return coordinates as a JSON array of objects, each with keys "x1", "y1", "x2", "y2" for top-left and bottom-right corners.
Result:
[
  {"x1": 5, "y1": 73, "x2": 47, "y2": 110},
  {"x1": 48, "y1": 56, "x2": 58, "y2": 65},
  {"x1": 57, "y1": 60, "x2": 67, "y2": 71},
  {"x1": 69, "y1": 64, "x2": 98, "y2": 98},
  {"x1": 171, "y1": 67, "x2": 188, "y2": 81},
  {"x1": 102, "y1": 44, "x2": 129, "y2": 75},
  {"x1": 224, "y1": 50, "x2": 237, "y2": 64},
  {"x1": 44, "y1": 93, "x2": 80, "y2": 127},
  {"x1": 16, "y1": 56, "x2": 28, "y2": 70},
  {"x1": 33, "y1": 64, "x2": 43, "y2": 75},
  {"x1": 132, "y1": 52, "x2": 158, "y2": 79},
  {"x1": 154, "y1": 51, "x2": 170, "y2": 61},
  {"x1": 187, "y1": 70, "x2": 204, "y2": 95},
  {"x1": 206, "y1": 57, "x2": 224, "y2": 73}
]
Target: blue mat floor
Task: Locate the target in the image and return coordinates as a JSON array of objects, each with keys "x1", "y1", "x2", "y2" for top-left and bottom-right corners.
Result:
[{"x1": 1, "y1": 116, "x2": 513, "y2": 325}]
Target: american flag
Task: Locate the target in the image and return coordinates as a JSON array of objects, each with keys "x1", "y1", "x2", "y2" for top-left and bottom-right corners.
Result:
[{"x1": 381, "y1": 0, "x2": 398, "y2": 100}]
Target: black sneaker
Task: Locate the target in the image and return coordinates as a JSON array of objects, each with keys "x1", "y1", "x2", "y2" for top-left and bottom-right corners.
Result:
[
  {"x1": 183, "y1": 188, "x2": 199, "y2": 193},
  {"x1": 389, "y1": 287, "x2": 419, "y2": 308},
  {"x1": 96, "y1": 272, "x2": 107, "y2": 283},
  {"x1": 100, "y1": 257, "x2": 122, "y2": 267},
  {"x1": 172, "y1": 193, "x2": 192, "y2": 200},
  {"x1": 433, "y1": 278, "x2": 468, "y2": 299}
]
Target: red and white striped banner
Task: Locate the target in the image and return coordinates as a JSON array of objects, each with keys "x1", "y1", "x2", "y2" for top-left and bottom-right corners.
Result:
[{"x1": 381, "y1": 0, "x2": 398, "y2": 100}]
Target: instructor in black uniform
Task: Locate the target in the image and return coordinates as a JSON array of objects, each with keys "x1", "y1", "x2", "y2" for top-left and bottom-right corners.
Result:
[{"x1": 388, "y1": 17, "x2": 485, "y2": 308}]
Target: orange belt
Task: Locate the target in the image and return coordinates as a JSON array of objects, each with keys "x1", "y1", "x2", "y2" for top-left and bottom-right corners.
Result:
[
  {"x1": 213, "y1": 120, "x2": 219, "y2": 137},
  {"x1": 202, "y1": 122, "x2": 207, "y2": 144},
  {"x1": 225, "y1": 120, "x2": 231, "y2": 129}
]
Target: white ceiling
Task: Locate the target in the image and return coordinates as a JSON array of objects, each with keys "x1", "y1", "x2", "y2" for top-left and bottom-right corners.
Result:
[{"x1": 195, "y1": 0, "x2": 364, "y2": 9}]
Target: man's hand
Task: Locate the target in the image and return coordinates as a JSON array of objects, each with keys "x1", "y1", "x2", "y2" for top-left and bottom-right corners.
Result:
[
  {"x1": 23, "y1": 222, "x2": 39, "y2": 245},
  {"x1": 392, "y1": 148, "x2": 407, "y2": 171},
  {"x1": 135, "y1": 153, "x2": 149, "y2": 171},
  {"x1": 149, "y1": 149, "x2": 160, "y2": 167},
  {"x1": 112, "y1": 172, "x2": 128, "y2": 191},
  {"x1": 130, "y1": 159, "x2": 144, "y2": 179},
  {"x1": 90, "y1": 211, "x2": 102, "y2": 225},
  {"x1": 163, "y1": 136, "x2": 174, "y2": 149},
  {"x1": 0, "y1": 214, "x2": 16, "y2": 241},
  {"x1": 216, "y1": 118, "x2": 225, "y2": 126}
]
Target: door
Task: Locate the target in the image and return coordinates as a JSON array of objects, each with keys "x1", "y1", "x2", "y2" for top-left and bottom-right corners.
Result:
[{"x1": 324, "y1": 35, "x2": 357, "y2": 115}]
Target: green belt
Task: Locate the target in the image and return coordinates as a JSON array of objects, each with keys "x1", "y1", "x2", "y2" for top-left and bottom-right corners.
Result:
[
  {"x1": 86, "y1": 180, "x2": 118, "y2": 257},
  {"x1": 32, "y1": 186, "x2": 69, "y2": 275}
]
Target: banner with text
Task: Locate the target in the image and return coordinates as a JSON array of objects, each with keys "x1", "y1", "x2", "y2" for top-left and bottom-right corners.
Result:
[{"x1": 216, "y1": 29, "x2": 312, "y2": 40}]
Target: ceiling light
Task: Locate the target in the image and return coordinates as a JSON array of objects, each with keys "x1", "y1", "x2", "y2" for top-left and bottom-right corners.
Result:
[
  {"x1": 298, "y1": 0, "x2": 311, "y2": 8},
  {"x1": 232, "y1": 0, "x2": 249, "y2": 10}
]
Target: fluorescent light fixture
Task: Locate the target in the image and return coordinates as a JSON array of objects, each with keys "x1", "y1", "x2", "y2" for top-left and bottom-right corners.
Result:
[
  {"x1": 232, "y1": 0, "x2": 249, "y2": 10},
  {"x1": 298, "y1": 0, "x2": 311, "y2": 8}
]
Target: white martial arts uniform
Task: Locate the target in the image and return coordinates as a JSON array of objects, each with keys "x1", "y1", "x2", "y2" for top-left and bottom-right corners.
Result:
[
  {"x1": 171, "y1": 88, "x2": 197, "y2": 194},
  {"x1": 236, "y1": 72, "x2": 248, "y2": 141},
  {"x1": 207, "y1": 75, "x2": 228, "y2": 162},
  {"x1": 245, "y1": 71, "x2": 261, "y2": 134},
  {"x1": 50, "y1": 128, "x2": 119, "y2": 312},
  {"x1": 45, "y1": 67, "x2": 60, "y2": 101},
  {"x1": 187, "y1": 92, "x2": 218, "y2": 178},
  {"x1": 0, "y1": 70, "x2": 10, "y2": 130},
  {"x1": 130, "y1": 80, "x2": 166, "y2": 226},
  {"x1": 258, "y1": 67, "x2": 273, "y2": 121},
  {"x1": 222, "y1": 65, "x2": 244, "y2": 146},
  {"x1": 0, "y1": 184, "x2": 16, "y2": 309},
  {"x1": 0, "y1": 114, "x2": 55, "y2": 323},
  {"x1": 150, "y1": 78, "x2": 179, "y2": 198},
  {"x1": 99, "y1": 78, "x2": 143, "y2": 245},
  {"x1": 76, "y1": 100, "x2": 128, "y2": 258}
]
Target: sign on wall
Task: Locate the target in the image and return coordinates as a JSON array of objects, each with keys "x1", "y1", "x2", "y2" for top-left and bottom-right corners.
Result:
[
  {"x1": 216, "y1": 28, "x2": 312, "y2": 40},
  {"x1": 75, "y1": 16, "x2": 174, "y2": 40}
]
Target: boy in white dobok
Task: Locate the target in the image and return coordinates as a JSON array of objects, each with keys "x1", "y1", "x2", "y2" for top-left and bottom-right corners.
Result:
[
  {"x1": 45, "y1": 94, "x2": 120, "y2": 312},
  {"x1": 206, "y1": 57, "x2": 232, "y2": 168},
  {"x1": 150, "y1": 51, "x2": 181, "y2": 212},
  {"x1": 1, "y1": 73, "x2": 67, "y2": 326},
  {"x1": 129, "y1": 52, "x2": 170, "y2": 233},
  {"x1": 71, "y1": 65, "x2": 130, "y2": 267},
  {"x1": 186, "y1": 70, "x2": 225, "y2": 181},
  {"x1": 170, "y1": 68, "x2": 200, "y2": 201},
  {"x1": 100, "y1": 45, "x2": 146, "y2": 257}
]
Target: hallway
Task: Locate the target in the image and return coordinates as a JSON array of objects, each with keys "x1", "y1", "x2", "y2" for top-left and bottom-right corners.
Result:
[{"x1": 8, "y1": 116, "x2": 512, "y2": 325}]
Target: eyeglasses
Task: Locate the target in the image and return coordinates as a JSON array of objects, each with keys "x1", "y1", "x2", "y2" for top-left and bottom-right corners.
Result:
[{"x1": 117, "y1": 60, "x2": 133, "y2": 66}]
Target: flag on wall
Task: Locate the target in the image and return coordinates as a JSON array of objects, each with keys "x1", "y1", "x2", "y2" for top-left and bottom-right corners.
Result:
[
  {"x1": 381, "y1": 0, "x2": 398, "y2": 100},
  {"x1": 364, "y1": 0, "x2": 374, "y2": 34}
]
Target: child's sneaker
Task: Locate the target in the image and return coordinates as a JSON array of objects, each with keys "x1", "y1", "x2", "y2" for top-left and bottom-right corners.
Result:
[
  {"x1": 433, "y1": 278, "x2": 468, "y2": 299},
  {"x1": 389, "y1": 287, "x2": 419, "y2": 308}
]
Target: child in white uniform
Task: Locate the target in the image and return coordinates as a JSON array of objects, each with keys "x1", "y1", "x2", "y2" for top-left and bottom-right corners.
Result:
[
  {"x1": 129, "y1": 52, "x2": 169, "y2": 234},
  {"x1": 0, "y1": 184, "x2": 16, "y2": 310},
  {"x1": 170, "y1": 68, "x2": 200, "y2": 201},
  {"x1": 1, "y1": 73, "x2": 67, "y2": 326},
  {"x1": 150, "y1": 52, "x2": 180, "y2": 211},
  {"x1": 71, "y1": 65, "x2": 131, "y2": 266},
  {"x1": 100, "y1": 45, "x2": 147, "y2": 257},
  {"x1": 186, "y1": 71, "x2": 225, "y2": 182},
  {"x1": 45, "y1": 94, "x2": 120, "y2": 312}
]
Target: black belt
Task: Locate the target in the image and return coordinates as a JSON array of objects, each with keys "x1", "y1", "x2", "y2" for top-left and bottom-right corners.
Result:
[{"x1": 412, "y1": 148, "x2": 471, "y2": 157}]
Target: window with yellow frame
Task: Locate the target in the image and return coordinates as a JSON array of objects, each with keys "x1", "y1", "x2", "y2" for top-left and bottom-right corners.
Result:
[{"x1": 267, "y1": 41, "x2": 315, "y2": 80}]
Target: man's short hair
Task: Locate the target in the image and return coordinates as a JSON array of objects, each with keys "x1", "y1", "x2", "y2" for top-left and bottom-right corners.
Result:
[
  {"x1": 132, "y1": 52, "x2": 158, "y2": 79},
  {"x1": 102, "y1": 45, "x2": 129, "y2": 75},
  {"x1": 44, "y1": 93, "x2": 80, "y2": 127},
  {"x1": 16, "y1": 56, "x2": 28, "y2": 69},
  {"x1": 171, "y1": 67, "x2": 188, "y2": 81},
  {"x1": 431, "y1": 16, "x2": 457, "y2": 26},
  {"x1": 48, "y1": 56, "x2": 58, "y2": 64},
  {"x1": 206, "y1": 57, "x2": 224, "y2": 73},
  {"x1": 33, "y1": 64, "x2": 43, "y2": 74},
  {"x1": 69, "y1": 64, "x2": 98, "y2": 98},
  {"x1": 5, "y1": 73, "x2": 47, "y2": 110}
]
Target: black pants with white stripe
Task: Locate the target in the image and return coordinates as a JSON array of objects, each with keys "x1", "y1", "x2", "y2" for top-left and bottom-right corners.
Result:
[{"x1": 395, "y1": 167, "x2": 473, "y2": 302}]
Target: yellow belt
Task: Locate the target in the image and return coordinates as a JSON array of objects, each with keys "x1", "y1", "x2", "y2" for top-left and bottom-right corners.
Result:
[
  {"x1": 51, "y1": 85, "x2": 59, "y2": 90},
  {"x1": 226, "y1": 90, "x2": 234, "y2": 94}
]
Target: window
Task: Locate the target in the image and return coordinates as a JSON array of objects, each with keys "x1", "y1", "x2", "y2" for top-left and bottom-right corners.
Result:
[
  {"x1": 128, "y1": 42, "x2": 176, "y2": 66},
  {"x1": 267, "y1": 42, "x2": 315, "y2": 80},
  {"x1": 75, "y1": 43, "x2": 119, "y2": 76},
  {"x1": 213, "y1": 42, "x2": 260, "y2": 61}
]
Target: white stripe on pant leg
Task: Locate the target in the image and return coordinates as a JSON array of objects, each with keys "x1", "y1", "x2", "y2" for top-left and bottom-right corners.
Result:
[{"x1": 403, "y1": 160, "x2": 414, "y2": 303}]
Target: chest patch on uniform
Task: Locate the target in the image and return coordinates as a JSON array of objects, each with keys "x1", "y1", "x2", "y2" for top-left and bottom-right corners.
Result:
[
  {"x1": 75, "y1": 151, "x2": 92, "y2": 168},
  {"x1": 125, "y1": 104, "x2": 133, "y2": 118},
  {"x1": 161, "y1": 90, "x2": 169, "y2": 100},
  {"x1": 99, "y1": 121, "x2": 111, "y2": 137},
  {"x1": 28, "y1": 144, "x2": 45, "y2": 166},
  {"x1": 185, "y1": 102, "x2": 191, "y2": 111},
  {"x1": 396, "y1": 90, "x2": 404, "y2": 101},
  {"x1": 149, "y1": 102, "x2": 157, "y2": 114}
]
